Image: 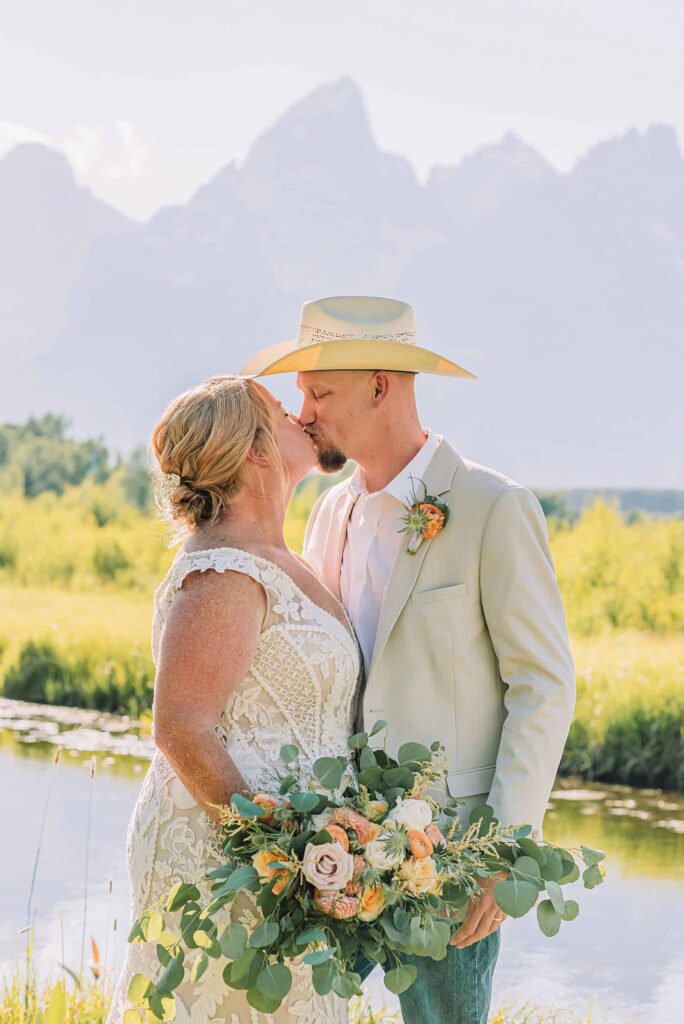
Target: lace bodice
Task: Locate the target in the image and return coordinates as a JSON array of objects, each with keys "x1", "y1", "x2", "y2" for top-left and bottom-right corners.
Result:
[
  {"x1": 108, "y1": 547, "x2": 361, "y2": 1024},
  {"x1": 152, "y1": 546, "x2": 360, "y2": 792}
]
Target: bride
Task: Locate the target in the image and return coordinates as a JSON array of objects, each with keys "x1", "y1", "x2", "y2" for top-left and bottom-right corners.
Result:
[{"x1": 107, "y1": 375, "x2": 361, "y2": 1024}]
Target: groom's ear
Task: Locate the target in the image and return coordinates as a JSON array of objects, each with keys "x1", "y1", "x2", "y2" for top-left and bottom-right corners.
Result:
[
  {"x1": 370, "y1": 371, "x2": 390, "y2": 403},
  {"x1": 246, "y1": 445, "x2": 269, "y2": 467}
]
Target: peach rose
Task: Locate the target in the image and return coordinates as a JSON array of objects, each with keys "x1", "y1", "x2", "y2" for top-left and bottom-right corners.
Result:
[
  {"x1": 425, "y1": 823, "x2": 446, "y2": 849},
  {"x1": 357, "y1": 883, "x2": 386, "y2": 922},
  {"x1": 302, "y1": 842, "x2": 354, "y2": 893},
  {"x1": 399, "y1": 856, "x2": 442, "y2": 897},
  {"x1": 323, "y1": 824, "x2": 350, "y2": 852},
  {"x1": 313, "y1": 891, "x2": 359, "y2": 919},
  {"x1": 331, "y1": 808, "x2": 382, "y2": 846},
  {"x1": 252, "y1": 848, "x2": 292, "y2": 895},
  {"x1": 408, "y1": 829, "x2": 434, "y2": 860},
  {"x1": 251, "y1": 793, "x2": 277, "y2": 824}
]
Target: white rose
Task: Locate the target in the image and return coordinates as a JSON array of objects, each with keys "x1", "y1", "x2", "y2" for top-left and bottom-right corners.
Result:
[
  {"x1": 302, "y1": 842, "x2": 354, "y2": 892},
  {"x1": 364, "y1": 835, "x2": 405, "y2": 872},
  {"x1": 386, "y1": 797, "x2": 433, "y2": 832}
]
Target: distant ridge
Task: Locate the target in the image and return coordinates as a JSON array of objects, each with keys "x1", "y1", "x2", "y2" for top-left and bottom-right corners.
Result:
[{"x1": 0, "y1": 81, "x2": 682, "y2": 487}]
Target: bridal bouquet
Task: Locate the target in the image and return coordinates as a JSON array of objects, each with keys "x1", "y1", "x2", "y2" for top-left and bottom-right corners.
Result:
[{"x1": 127, "y1": 722, "x2": 606, "y2": 1018}]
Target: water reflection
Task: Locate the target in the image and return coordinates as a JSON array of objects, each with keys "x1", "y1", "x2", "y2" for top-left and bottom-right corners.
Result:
[{"x1": 1, "y1": 698, "x2": 683, "y2": 1022}]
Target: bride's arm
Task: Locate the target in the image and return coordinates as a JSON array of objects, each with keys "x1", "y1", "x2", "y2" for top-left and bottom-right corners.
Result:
[{"x1": 152, "y1": 568, "x2": 268, "y2": 821}]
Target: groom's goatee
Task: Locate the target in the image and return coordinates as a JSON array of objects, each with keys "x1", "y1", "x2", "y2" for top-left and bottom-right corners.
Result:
[{"x1": 307, "y1": 432, "x2": 348, "y2": 474}]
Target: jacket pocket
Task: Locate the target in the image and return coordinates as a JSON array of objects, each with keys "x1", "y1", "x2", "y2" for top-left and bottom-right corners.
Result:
[
  {"x1": 411, "y1": 583, "x2": 467, "y2": 606},
  {"x1": 445, "y1": 765, "x2": 496, "y2": 798}
]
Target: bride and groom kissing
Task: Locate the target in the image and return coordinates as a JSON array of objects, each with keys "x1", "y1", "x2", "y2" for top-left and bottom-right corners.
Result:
[{"x1": 109, "y1": 295, "x2": 575, "y2": 1024}]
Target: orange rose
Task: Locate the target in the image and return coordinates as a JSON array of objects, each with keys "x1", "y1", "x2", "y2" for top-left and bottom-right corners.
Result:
[
  {"x1": 331, "y1": 808, "x2": 382, "y2": 846},
  {"x1": 408, "y1": 829, "x2": 434, "y2": 860},
  {"x1": 324, "y1": 824, "x2": 350, "y2": 851},
  {"x1": 251, "y1": 793, "x2": 277, "y2": 824},
  {"x1": 425, "y1": 823, "x2": 446, "y2": 849},
  {"x1": 357, "y1": 883, "x2": 386, "y2": 922},
  {"x1": 252, "y1": 848, "x2": 292, "y2": 895},
  {"x1": 419, "y1": 503, "x2": 446, "y2": 540},
  {"x1": 313, "y1": 891, "x2": 359, "y2": 919}
]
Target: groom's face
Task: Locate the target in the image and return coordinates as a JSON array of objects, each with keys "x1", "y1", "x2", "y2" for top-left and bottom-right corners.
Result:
[{"x1": 296, "y1": 370, "x2": 372, "y2": 473}]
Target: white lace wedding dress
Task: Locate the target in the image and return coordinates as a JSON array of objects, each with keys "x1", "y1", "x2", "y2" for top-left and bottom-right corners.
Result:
[{"x1": 108, "y1": 546, "x2": 361, "y2": 1024}]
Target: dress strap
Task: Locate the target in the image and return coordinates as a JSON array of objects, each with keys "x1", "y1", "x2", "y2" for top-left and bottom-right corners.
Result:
[{"x1": 167, "y1": 547, "x2": 272, "y2": 623}]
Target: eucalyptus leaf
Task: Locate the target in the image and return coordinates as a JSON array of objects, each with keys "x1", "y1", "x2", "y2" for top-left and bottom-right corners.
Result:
[
  {"x1": 539, "y1": 849, "x2": 564, "y2": 882},
  {"x1": 311, "y1": 959, "x2": 336, "y2": 996},
  {"x1": 398, "y1": 742, "x2": 432, "y2": 764},
  {"x1": 537, "y1": 899, "x2": 562, "y2": 936},
  {"x1": 384, "y1": 964, "x2": 418, "y2": 995},
  {"x1": 493, "y1": 877, "x2": 539, "y2": 918},
  {"x1": 561, "y1": 899, "x2": 580, "y2": 921},
  {"x1": 581, "y1": 844, "x2": 606, "y2": 867},
  {"x1": 303, "y1": 949, "x2": 334, "y2": 965},
  {"x1": 166, "y1": 883, "x2": 201, "y2": 913},
  {"x1": 511, "y1": 855, "x2": 542, "y2": 882},
  {"x1": 246, "y1": 988, "x2": 282, "y2": 1013},
  {"x1": 255, "y1": 961, "x2": 292, "y2": 1000},
  {"x1": 348, "y1": 732, "x2": 369, "y2": 749},
  {"x1": 225, "y1": 865, "x2": 260, "y2": 893},
  {"x1": 382, "y1": 767, "x2": 414, "y2": 789},
  {"x1": 313, "y1": 757, "x2": 345, "y2": 790},
  {"x1": 189, "y1": 953, "x2": 209, "y2": 984},
  {"x1": 544, "y1": 880, "x2": 565, "y2": 914},
  {"x1": 583, "y1": 863, "x2": 605, "y2": 889},
  {"x1": 296, "y1": 927, "x2": 327, "y2": 946},
  {"x1": 231, "y1": 793, "x2": 266, "y2": 819},
  {"x1": 289, "y1": 791, "x2": 320, "y2": 813},
  {"x1": 156, "y1": 952, "x2": 184, "y2": 995},
  {"x1": 219, "y1": 921, "x2": 248, "y2": 958},
  {"x1": 332, "y1": 972, "x2": 361, "y2": 999},
  {"x1": 248, "y1": 921, "x2": 280, "y2": 948},
  {"x1": 369, "y1": 719, "x2": 388, "y2": 736},
  {"x1": 517, "y1": 838, "x2": 546, "y2": 866},
  {"x1": 127, "y1": 974, "x2": 152, "y2": 1008},
  {"x1": 280, "y1": 744, "x2": 299, "y2": 764},
  {"x1": 359, "y1": 746, "x2": 378, "y2": 770},
  {"x1": 278, "y1": 773, "x2": 297, "y2": 795}
]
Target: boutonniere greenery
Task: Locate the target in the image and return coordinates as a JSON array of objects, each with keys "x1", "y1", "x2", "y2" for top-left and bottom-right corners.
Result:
[{"x1": 399, "y1": 476, "x2": 449, "y2": 555}]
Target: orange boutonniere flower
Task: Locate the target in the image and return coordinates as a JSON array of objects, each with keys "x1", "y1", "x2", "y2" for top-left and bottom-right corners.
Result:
[{"x1": 399, "y1": 477, "x2": 449, "y2": 555}]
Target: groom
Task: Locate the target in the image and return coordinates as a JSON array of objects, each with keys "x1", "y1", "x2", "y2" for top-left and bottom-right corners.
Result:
[{"x1": 241, "y1": 296, "x2": 576, "y2": 1023}]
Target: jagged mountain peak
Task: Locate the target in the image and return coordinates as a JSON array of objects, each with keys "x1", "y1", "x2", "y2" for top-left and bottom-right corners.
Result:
[{"x1": 0, "y1": 142, "x2": 76, "y2": 192}]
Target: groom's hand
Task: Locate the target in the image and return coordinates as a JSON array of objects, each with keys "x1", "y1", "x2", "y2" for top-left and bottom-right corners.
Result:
[{"x1": 449, "y1": 871, "x2": 508, "y2": 949}]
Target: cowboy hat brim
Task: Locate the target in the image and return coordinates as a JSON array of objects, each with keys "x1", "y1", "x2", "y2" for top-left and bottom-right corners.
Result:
[{"x1": 240, "y1": 338, "x2": 477, "y2": 379}]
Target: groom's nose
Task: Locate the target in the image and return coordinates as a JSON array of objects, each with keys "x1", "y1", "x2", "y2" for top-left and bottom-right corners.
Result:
[{"x1": 297, "y1": 395, "x2": 316, "y2": 426}]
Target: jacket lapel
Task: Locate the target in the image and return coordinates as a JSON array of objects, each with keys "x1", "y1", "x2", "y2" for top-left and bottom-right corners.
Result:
[{"x1": 367, "y1": 440, "x2": 462, "y2": 680}]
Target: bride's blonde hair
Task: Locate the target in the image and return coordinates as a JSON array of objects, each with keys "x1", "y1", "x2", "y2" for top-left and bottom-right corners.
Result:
[{"x1": 151, "y1": 375, "x2": 283, "y2": 533}]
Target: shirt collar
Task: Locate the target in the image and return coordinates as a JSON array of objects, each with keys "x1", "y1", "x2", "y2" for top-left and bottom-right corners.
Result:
[{"x1": 348, "y1": 431, "x2": 442, "y2": 504}]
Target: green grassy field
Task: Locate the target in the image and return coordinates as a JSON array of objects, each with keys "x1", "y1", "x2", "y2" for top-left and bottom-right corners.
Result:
[
  {"x1": 1, "y1": 480, "x2": 682, "y2": 791},
  {"x1": 0, "y1": 973, "x2": 598, "y2": 1024}
]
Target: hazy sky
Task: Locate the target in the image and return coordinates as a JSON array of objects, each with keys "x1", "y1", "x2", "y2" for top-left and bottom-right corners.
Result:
[{"x1": 2, "y1": 0, "x2": 683, "y2": 219}]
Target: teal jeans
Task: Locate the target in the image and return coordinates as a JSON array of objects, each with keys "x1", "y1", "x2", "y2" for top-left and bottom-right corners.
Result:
[{"x1": 354, "y1": 929, "x2": 501, "y2": 1024}]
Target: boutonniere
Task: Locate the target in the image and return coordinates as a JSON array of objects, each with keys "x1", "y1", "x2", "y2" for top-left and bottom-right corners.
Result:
[{"x1": 398, "y1": 476, "x2": 450, "y2": 555}]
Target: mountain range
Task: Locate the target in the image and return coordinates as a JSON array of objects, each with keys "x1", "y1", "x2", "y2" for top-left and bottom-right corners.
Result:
[{"x1": 1, "y1": 77, "x2": 682, "y2": 487}]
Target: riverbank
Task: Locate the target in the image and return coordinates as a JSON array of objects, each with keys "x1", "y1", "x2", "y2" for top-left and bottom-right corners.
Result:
[{"x1": 1, "y1": 599, "x2": 682, "y2": 791}]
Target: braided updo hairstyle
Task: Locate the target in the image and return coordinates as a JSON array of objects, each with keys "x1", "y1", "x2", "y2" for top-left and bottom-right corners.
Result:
[{"x1": 151, "y1": 375, "x2": 283, "y2": 533}]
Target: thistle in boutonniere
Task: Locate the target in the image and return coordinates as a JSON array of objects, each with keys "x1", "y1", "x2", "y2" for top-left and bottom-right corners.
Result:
[{"x1": 399, "y1": 476, "x2": 449, "y2": 555}]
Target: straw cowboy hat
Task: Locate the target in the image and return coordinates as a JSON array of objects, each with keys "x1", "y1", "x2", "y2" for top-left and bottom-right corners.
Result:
[{"x1": 240, "y1": 295, "x2": 477, "y2": 379}]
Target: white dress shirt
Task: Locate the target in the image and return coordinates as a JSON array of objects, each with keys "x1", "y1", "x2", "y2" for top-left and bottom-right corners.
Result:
[{"x1": 340, "y1": 431, "x2": 442, "y2": 670}]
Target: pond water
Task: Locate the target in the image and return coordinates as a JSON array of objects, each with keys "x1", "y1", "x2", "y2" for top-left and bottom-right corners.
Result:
[{"x1": 1, "y1": 697, "x2": 683, "y2": 1023}]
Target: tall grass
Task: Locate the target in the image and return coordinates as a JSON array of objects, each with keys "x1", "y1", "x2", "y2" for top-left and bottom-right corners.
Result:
[{"x1": 1, "y1": 484, "x2": 682, "y2": 786}]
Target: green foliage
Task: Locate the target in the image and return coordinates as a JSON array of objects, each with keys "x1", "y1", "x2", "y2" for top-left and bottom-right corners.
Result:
[{"x1": 2, "y1": 638, "x2": 154, "y2": 716}]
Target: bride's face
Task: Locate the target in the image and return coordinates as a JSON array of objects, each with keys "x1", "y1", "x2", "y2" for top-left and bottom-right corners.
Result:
[{"x1": 254, "y1": 383, "x2": 317, "y2": 485}]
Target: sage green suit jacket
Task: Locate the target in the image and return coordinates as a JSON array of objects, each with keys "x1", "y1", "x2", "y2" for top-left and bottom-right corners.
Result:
[{"x1": 303, "y1": 439, "x2": 575, "y2": 840}]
